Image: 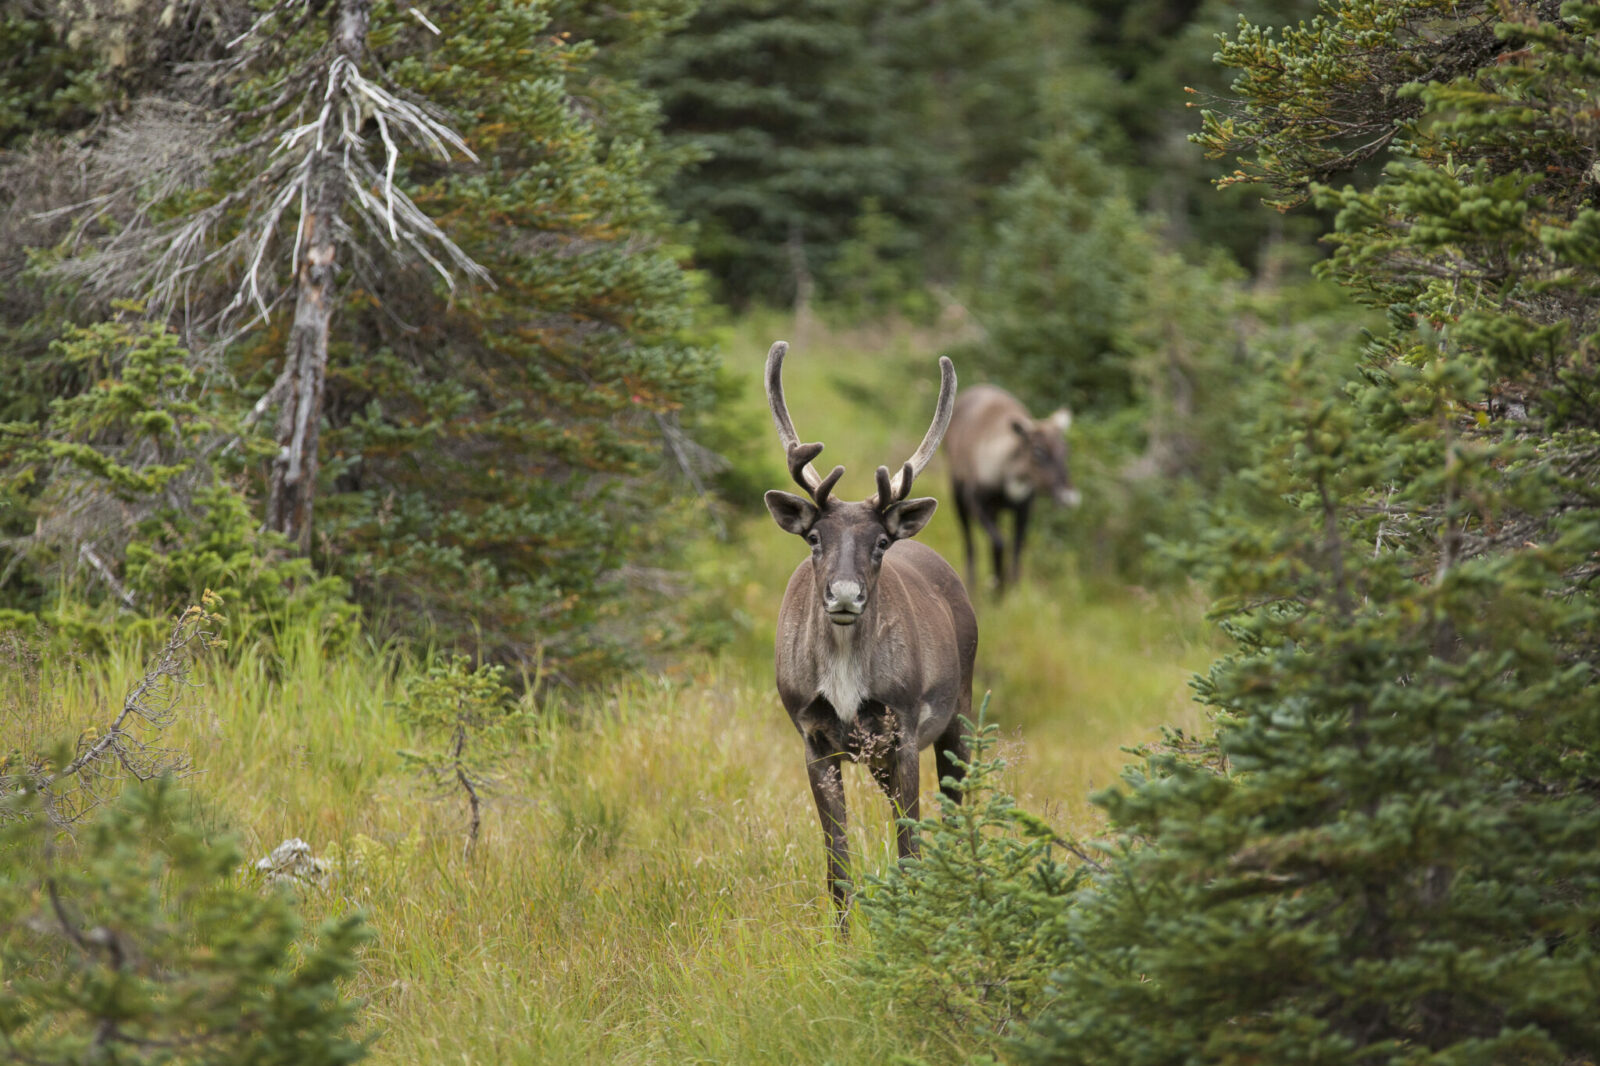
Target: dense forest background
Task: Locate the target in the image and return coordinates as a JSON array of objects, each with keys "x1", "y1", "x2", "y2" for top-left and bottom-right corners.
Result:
[
  {"x1": 0, "y1": 0, "x2": 1331, "y2": 669},
  {"x1": 3, "y1": 1, "x2": 1598, "y2": 1063}
]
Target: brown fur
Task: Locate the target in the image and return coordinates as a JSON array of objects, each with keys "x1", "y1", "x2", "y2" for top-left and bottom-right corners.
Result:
[
  {"x1": 762, "y1": 342, "x2": 978, "y2": 928},
  {"x1": 942, "y1": 383, "x2": 1077, "y2": 594}
]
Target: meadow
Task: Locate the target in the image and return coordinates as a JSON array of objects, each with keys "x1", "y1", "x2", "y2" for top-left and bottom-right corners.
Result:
[{"x1": 14, "y1": 315, "x2": 1219, "y2": 1064}]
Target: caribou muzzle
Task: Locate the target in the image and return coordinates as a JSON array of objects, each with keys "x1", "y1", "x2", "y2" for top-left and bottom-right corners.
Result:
[{"x1": 824, "y1": 580, "x2": 865, "y2": 624}]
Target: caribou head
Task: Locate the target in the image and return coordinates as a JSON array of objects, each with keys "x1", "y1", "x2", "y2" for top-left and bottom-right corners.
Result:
[{"x1": 762, "y1": 344, "x2": 951, "y2": 625}]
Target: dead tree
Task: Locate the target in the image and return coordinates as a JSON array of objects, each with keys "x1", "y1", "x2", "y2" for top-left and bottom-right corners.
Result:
[{"x1": 38, "y1": 0, "x2": 489, "y2": 550}]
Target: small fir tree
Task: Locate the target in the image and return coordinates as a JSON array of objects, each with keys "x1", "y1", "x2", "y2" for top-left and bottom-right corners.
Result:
[
  {"x1": 0, "y1": 320, "x2": 352, "y2": 642},
  {"x1": 0, "y1": 777, "x2": 371, "y2": 1065},
  {"x1": 857, "y1": 701, "x2": 1087, "y2": 1047},
  {"x1": 394, "y1": 655, "x2": 526, "y2": 854}
]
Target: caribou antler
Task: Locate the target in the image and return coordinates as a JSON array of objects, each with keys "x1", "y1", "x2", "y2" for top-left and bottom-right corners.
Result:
[
  {"x1": 787, "y1": 442, "x2": 845, "y2": 505},
  {"x1": 767, "y1": 341, "x2": 845, "y2": 506},
  {"x1": 873, "y1": 463, "x2": 914, "y2": 510},
  {"x1": 870, "y1": 355, "x2": 957, "y2": 506}
]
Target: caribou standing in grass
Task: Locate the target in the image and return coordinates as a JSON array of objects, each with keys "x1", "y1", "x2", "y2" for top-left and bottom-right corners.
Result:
[
  {"x1": 762, "y1": 341, "x2": 978, "y2": 926},
  {"x1": 943, "y1": 384, "x2": 1080, "y2": 595}
]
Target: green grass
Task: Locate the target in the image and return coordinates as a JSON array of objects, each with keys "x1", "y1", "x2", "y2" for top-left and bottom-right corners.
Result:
[{"x1": 9, "y1": 313, "x2": 1221, "y2": 1064}]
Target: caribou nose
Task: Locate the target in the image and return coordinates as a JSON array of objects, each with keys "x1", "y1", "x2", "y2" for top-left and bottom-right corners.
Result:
[{"x1": 824, "y1": 580, "x2": 865, "y2": 624}]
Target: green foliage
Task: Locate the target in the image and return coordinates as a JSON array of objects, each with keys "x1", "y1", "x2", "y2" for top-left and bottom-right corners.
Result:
[
  {"x1": 857, "y1": 704, "x2": 1086, "y2": 1047},
  {"x1": 0, "y1": 777, "x2": 371, "y2": 1065},
  {"x1": 0, "y1": 13, "x2": 104, "y2": 146},
  {"x1": 282, "y1": 0, "x2": 717, "y2": 680},
  {"x1": 641, "y1": 0, "x2": 911, "y2": 307},
  {"x1": 1016, "y1": 355, "x2": 1600, "y2": 1064},
  {"x1": 0, "y1": 320, "x2": 354, "y2": 643},
  {"x1": 873, "y1": 0, "x2": 1086, "y2": 274},
  {"x1": 822, "y1": 198, "x2": 936, "y2": 324},
  {"x1": 646, "y1": 0, "x2": 1273, "y2": 306},
  {"x1": 968, "y1": 139, "x2": 1153, "y2": 410},
  {"x1": 853, "y1": 8, "x2": 1600, "y2": 1061},
  {"x1": 394, "y1": 655, "x2": 529, "y2": 846},
  {"x1": 1004, "y1": 4, "x2": 1600, "y2": 1062},
  {"x1": 965, "y1": 131, "x2": 1364, "y2": 582},
  {"x1": 5, "y1": 1, "x2": 718, "y2": 679}
]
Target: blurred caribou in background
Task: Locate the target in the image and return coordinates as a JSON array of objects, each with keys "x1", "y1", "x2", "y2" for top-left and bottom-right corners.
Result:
[{"x1": 943, "y1": 384, "x2": 1079, "y2": 595}]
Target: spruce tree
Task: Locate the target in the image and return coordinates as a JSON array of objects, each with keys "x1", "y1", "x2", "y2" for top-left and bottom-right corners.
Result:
[
  {"x1": 0, "y1": 0, "x2": 716, "y2": 677},
  {"x1": 641, "y1": 0, "x2": 910, "y2": 307},
  {"x1": 0, "y1": 778, "x2": 371, "y2": 1065},
  {"x1": 1012, "y1": 3, "x2": 1600, "y2": 1062},
  {"x1": 309, "y1": 0, "x2": 717, "y2": 678}
]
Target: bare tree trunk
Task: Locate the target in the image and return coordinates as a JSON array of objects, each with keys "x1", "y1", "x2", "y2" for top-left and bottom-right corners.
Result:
[{"x1": 265, "y1": 0, "x2": 372, "y2": 551}]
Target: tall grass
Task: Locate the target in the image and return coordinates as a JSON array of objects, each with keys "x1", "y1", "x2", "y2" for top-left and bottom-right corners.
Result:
[{"x1": 9, "y1": 314, "x2": 1220, "y2": 1063}]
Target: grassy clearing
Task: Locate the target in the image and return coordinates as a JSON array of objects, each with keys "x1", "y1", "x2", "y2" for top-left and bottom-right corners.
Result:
[
  {"x1": 11, "y1": 314, "x2": 1220, "y2": 1063},
  {"x1": 701, "y1": 312, "x2": 1214, "y2": 826}
]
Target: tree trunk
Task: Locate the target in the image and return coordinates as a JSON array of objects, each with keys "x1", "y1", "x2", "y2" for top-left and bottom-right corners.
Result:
[{"x1": 264, "y1": 0, "x2": 372, "y2": 551}]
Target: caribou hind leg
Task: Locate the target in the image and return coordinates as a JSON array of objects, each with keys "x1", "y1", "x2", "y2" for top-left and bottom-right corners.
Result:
[
  {"x1": 1009, "y1": 495, "x2": 1033, "y2": 588},
  {"x1": 973, "y1": 496, "x2": 1008, "y2": 594},
  {"x1": 933, "y1": 713, "x2": 971, "y2": 806}
]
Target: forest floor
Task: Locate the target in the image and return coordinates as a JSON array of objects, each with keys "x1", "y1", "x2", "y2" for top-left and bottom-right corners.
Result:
[{"x1": 28, "y1": 314, "x2": 1220, "y2": 1064}]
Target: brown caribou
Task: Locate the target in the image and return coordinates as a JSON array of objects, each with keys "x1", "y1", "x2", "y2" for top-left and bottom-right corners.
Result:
[
  {"x1": 943, "y1": 383, "x2": 1079, "y2": 595},
  {"x1": 762, "y1": 341, "x2": 978, "y2": 926}
]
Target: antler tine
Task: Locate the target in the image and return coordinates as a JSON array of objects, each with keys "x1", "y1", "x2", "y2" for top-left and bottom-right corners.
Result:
[
  {"x1": 870, "y1": 462, "x2": 916, "y2": 512},
  {"x1": 786, "y1": 441, "x2": 824, "y2": 485},
  {"x1": 871, "y1": 356, "x2": 957, "y2": 505},
  {"x1": 766, "y1": 341, "x2": 823, "y2": 495},
  {"x1": 815, "y1": 464, "x2": 845, "y2": 506},
  {"x1": 874, "y1": 465, "x2": 893, "y2": 508},
  {"x1": 786, "y1": 443, "x2": 845, "y2": 506}
]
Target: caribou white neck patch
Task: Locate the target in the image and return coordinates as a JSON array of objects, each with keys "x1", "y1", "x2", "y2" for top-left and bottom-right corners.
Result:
[{"x1": 818, "y1": 624, "x2": 870, "y2": 724}]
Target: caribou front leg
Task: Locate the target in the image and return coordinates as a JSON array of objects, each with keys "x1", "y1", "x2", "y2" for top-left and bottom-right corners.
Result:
[
  {"x1": 803, "y1": 734, "x2": 851, "y2": 925},
  {"x1": 866, "y1": 708, "x2": 922, "y2": 862}
]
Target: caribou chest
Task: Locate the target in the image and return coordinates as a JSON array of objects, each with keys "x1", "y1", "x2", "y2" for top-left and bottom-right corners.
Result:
[{"x1": 816, "y1": 620, "x2": 871, "y2": 724}]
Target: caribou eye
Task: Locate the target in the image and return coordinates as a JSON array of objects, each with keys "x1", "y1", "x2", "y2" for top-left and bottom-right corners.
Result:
[
  {"x1": 875, "y1": 534, "x2": 891, "y2": 552},
  {"x1": 806, "y1": 530, "x2": 821, "y2": 549}
]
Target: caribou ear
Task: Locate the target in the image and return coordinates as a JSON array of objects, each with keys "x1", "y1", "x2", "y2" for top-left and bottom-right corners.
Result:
[
  {"x1": 1048, "y1": 408, "x2": 1072, "y2": 434},
  {"x1": 765, "y1": 490, "x2": 817, "y2": 537},
  {"x1": 1010, "y1": 418, "x2": 1030, "y2": 441},
  {"x1": 883, "y1": 497, "x2": 938, "y2": 541}
]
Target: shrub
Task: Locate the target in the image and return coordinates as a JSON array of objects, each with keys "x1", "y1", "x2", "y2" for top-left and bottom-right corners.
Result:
[
  {"x1": 0, "y1": 319, "x2": 356, "y2": 647},
  {"x1": 856, "y1": 704, "x2": 1087, "y2": 1050},
  {"x1": 0, "y1": 777, "x2": 371, "y2": 1065}
]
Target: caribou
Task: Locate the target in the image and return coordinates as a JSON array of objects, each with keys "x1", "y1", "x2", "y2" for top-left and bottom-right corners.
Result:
[
  {"x1": 762, "y1": 341, "x2": 978, "y2": 926},
  {"x1": 943, "y1": 383, "x2": 1079, "y2": 595}
]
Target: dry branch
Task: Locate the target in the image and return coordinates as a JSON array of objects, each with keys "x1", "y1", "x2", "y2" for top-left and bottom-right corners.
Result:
[{"x1": 2, "y1": 602, "x2": 223, "y2": 828}]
